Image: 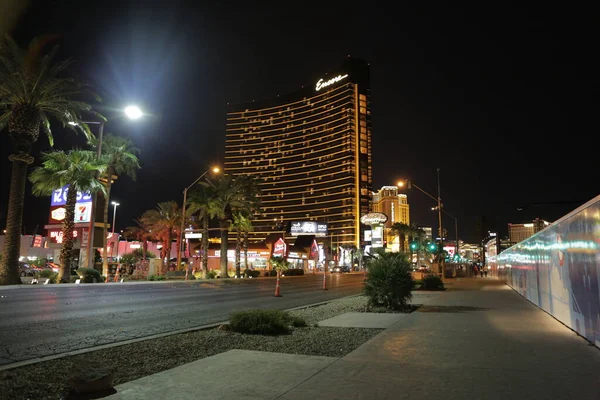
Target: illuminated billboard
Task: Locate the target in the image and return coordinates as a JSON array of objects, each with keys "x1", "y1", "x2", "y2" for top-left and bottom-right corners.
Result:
[
  {"x1": 51, "y1": 185, "x2": 92, "y2": 206},
  {"x1": 49, "y1": 185, "x2": 93, "y2": 224},
  {"x1": 290, "y1": 221, "x2": 328, "y2": 236}
]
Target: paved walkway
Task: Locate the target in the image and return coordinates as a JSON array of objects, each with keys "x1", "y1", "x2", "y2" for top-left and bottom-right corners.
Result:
[{"x1": 107, "y1": 278, "x2": 600, "y2": 399}]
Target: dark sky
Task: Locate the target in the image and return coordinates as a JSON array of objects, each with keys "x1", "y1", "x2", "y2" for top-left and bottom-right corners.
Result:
[{"x1": 1, "y1": 1, "x2": 598, "y2": 243}]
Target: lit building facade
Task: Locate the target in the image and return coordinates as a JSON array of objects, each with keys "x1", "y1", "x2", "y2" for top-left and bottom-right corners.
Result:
[
  {"x1": 225, "y1": 58, "x2": 372, "y2": 249},
  {"x1": 371, "y1": 186, "x2": 410, "y2": 252},
  {"x1": 508, "y1": 218, "x2": 550, "y2": 243}
]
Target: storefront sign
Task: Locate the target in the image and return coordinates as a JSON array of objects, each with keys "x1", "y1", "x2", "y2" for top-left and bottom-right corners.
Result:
[
  {"x1": 273, "y1": 238, "x2": 287, "y2": 257},
  {"x1": 48, "y1": 229, "x2": 79, "y2": 245},
  {"x1": 360, "y1": 212, "x2": 388, "y2": 226},
  {"x1": 32, "y1": 235, "x2": 43, "y2": 248},
  {"x1": 51, "y1": 208, "x2": 66, "y2": 221},
  {"x1": 290, "y1": 221, "x2": 328, "y2": 236},
  {"x1": 51, "y1": 185, "x2": 92, "y2": 206},
  {"x1": 315, "y1": 74, "x2": 349, "y2": 91}
]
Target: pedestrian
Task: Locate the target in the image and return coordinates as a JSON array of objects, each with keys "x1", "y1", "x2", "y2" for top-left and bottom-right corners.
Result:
[
  {"x1": 480, "y1": 268, "x2": 484, "y2": 278},
  {"x1": 473, "y1": 265, "x2": 479, "y2": 277},
  {"x1": 484, "y1": 269, "x2": 488, "y2": 277}
]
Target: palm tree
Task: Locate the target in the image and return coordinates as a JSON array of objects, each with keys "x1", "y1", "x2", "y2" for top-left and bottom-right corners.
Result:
[
  {"x1": 203, "y1": 174, "x2": 246, "y2": 278},
  {"x1": 90, "y1": 134, "x2": 141, "y2": 277},
  {"x1": 231, "y1": 213, "x2": 254, "y2": 277},
  {"x1": 391, "y1": 222, "x2": 412, "y2": 253},
  {"x1": 29, "y1": 150, "x2": 106, "y2": 282},
  {"x1": 123, "y1": 218, "x2": 154, "y2": 266},
  {"x1": 0, "y1": 35, "x2": 102, "y2": 285},
  {"x1": 141, "y1": 201, "x2": 180, "y2": 275},
  {"x1": 187, "y1": 184, "x2": 217, "y2": 279}
]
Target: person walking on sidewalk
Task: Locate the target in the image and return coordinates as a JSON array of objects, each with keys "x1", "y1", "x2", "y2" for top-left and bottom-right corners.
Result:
[{"x1": 484, "y1": 268, "x2": 488, "y2": 277}]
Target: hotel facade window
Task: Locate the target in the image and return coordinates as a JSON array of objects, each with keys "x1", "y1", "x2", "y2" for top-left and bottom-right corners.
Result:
[{"x1": 225, "y1": 58, "x2": 372, "y2": 248}]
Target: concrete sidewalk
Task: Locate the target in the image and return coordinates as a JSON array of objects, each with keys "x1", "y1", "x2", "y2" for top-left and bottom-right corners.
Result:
[{"x1": 107, "y1": 278, "x2": 600, "y2": 399}]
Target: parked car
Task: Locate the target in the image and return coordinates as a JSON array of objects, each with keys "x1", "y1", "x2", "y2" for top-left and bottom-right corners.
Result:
[
  {"x1": 18, "y1": 262, "x2": 38, "y2": 277},
  {"x1": 45, "y1": 262, "x2": 60, "y2": 273},
  {"x1": 331, "y1": 265, "x2": 350, "y2": 273}
]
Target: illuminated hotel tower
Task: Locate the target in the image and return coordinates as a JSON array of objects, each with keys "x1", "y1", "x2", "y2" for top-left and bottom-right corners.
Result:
[{"x1": 225, "y1": 57, "x2": 372, "y2": 248}]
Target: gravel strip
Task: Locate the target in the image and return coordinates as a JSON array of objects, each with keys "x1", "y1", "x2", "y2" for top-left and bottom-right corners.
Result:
[{"x1": 0, "y1": 295, "x2": 380, "y2": 400}]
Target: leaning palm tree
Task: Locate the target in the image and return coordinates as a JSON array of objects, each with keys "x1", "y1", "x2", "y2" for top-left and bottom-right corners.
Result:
[
  {"x1": 90, "y1": 134, "x2": 141, "y2": 278},
  {"x1": 0, "y1": 35, "x2": 102, "y2": 285},
  {"x1": 187, "y1": 184, "x2": 217, "y2": 279},
  {"x1": 140, "y1": 201, "x2": 180, "y2": 275},
  {"x1": 29, "y1": 150, "x2": 106, "y2": 282}
]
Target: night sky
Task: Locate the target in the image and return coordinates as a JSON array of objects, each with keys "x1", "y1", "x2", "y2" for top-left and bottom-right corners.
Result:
[{"x1": 1, "y1": 1, "x2": 598, "y2": 244}]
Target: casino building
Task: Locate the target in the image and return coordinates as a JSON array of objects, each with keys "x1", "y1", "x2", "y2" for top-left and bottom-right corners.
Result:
[{"x1": 225, "y1": 57, "x2": 372, "y2": 250}]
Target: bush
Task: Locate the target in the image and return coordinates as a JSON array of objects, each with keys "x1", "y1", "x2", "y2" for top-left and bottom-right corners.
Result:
[
  {"x1": 208, "y1": 270, "x2": 218, "y2": 279},
  {"x1": 77, "y1": 268, "x2": 103, "y2": 283},
  {"x1": 420, "y1": 274, "x2": 445, "y2": 290},
  {"x1": 263, "y1": 270, "x2": 277, "y2": 277},
  {"x1": 229, "y1": 310, "x2": 306, "y2": 335},
  {"x1": 243, "y1": 269, "x2": 261, "y2": 278},
  {"x1": 37, "y1": 270, "x2": 58, "y2": 283},
  {"x1": 363, "y1": 250, "x2": 415, "y2": 310},
  {"x1": 282, "y1": 269, "x2": 304, "y2": 276},
  {"x1": 148, "y1": 274, "x2": 166, "y2": 281}
]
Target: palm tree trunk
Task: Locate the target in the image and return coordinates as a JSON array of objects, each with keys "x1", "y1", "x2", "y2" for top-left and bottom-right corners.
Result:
[
  {"x1": 219, "y1": 220, "x2": 229, "y2": 278},
  {"x1": 0, "y1": 157, "x2": 32, "y2": 285},
  {"x1": 243, "y1": 231, "x2": 249, "y2": 270},
  {"x1": 59, "y1": 187, "x2": 78, "y2": 283},
  {"x1": 235, "y1": 229, "x2": 241, "y2": 278},
  {"x1": 101, "y1": 169, "x2": 113, "y2": 278},
  {"x1": 202, "y1": 217, "x2": 209, "y2": 279}
]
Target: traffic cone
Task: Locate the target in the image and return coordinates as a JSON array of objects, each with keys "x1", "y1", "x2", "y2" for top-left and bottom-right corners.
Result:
[{"x1": 274, "y1": 272, "x2": 282, "y2": 297}]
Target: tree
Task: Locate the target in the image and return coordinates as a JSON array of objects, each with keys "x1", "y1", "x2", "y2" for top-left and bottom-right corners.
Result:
[
  {"x1": 363, "y1": 249, "x2": 415, "y2": 310},
  {"x1": 229, "y1": 175, "x2": 261, "y2": 278},
  {"x1": 231, "y1": 213, "x2": 254, "y2": 278},
  {"x1": 0, "y1": 35, "x2": 102, "y2": 285},
  {"x1": 390, "y1": 222, "x2": 412, "y2": 253},
  {"x1": 204, "y1": 174, "x2": 255, "y2": 278},
  {"x1": 90, "y1": 134, "x2": 141, "y2": 278},
  {"x1": 187, "y1": 184, "x2": 217, "y2": 279},
  {"x1": 123, "y1": 218, "x2": 154, "y2": 266},
  {"x1": 140, "y1": 201, "x2": 180, "y2": 274},
  {"x1": 29, "y1": 150, "x2": 106, "y2": 282},
  {"x1": 270, "y1": 256, "x2": 289, "y2": 297}
]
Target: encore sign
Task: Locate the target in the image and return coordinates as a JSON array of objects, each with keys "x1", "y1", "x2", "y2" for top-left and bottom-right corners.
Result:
[{"x1": 315, "y1": 74, "x2": 349, "y2": 91}]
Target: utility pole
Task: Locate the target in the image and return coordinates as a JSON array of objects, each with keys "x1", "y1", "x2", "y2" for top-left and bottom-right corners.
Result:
[{"x1": 437, "y1": 168, "x2": 444, "y2": 277}]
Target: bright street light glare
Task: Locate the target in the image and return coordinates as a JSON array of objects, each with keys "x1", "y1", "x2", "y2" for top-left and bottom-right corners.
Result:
[
  {"x1": 68, "y1": 121, "x2": 78, "y2": 126},
  {"x1": 212, "y1": 167, "x2": 220, "y2": 173},
  {"x1": 111, "y1": 201, "x2": 120, "y2": 206},
  {"x1": 124, "y1": 105, "x2": 143, "y2": 120},
  {"x1": 397, "y1": 181, "x2": 405, "y2": 187}
]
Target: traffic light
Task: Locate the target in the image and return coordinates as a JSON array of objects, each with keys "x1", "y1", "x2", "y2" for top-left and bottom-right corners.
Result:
[
  {"x1": 410, "y1": 242, "x2": 417, "y2": 251},
  {"x1": 429, "y1": 243, "x2": 437, "y2": 251}
]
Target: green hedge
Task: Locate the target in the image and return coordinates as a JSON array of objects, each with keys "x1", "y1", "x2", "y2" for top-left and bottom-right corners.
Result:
[
  {"x1": 282, "y1": 269, "x2": 304, "y2": 276},
  {"x1": 76, "y1": 268, "x2": 103, "y2": 283},
  {"x1": 420, "y1": 274, "x2": 445, "y2": 290},
  {"x1": 229, "y1": 310, "x2": 306, "y2": 335}
]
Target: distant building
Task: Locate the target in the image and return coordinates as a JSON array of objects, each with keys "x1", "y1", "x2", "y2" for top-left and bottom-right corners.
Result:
[
  {"x1": 371, "y1": 186, "x2": 410, "y2": 252},
  {"x1": 371, "y1": 186, "x2": 410, "y2": 228},
  {"x1": 224, "y1": 57, "x2": 372, "y2": 250},
  {"x1": 508, "y1": 218, "x2": 551, "y2": 243},
  {"x1": 418, "y1": 226, "x2": 433, "y2": 242}
]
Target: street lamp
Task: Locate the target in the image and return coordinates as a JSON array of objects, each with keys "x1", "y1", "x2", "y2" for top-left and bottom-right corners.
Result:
[
  {"x1": 397, "y1": 169, "x2": 445, "y2": 276},
  {"x1": 433, "y1": 206, "x2": 458, "y2": 261},
  {"x1": 111, "y1": 201, "x2": 120, "y2": 235},
  {"x1": 71, "y1": 106, "x2": 144, "y2": 269},
  {"x1": 177, "y1": 167, "x2": 220, "y2": 276}
]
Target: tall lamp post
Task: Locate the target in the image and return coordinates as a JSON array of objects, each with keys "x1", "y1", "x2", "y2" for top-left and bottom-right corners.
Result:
[
  {"x1": 111, "y1": 201, "x2": 119, "y2": 235},
  {"x1": 397, "y1": 171, "x2": 444, "y2": 277},
  {"x1": 433, "y1": 206, "x2": 458, "y2": 260},
  {"x1": 177, "y1": 167, "x2": 220, "y2": 277},
  {"x1": 72, "y1": 105, "x2": 144, "y2": 270}
]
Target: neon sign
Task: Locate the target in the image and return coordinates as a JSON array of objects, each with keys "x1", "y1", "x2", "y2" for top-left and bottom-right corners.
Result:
[{"x1": 315, "y1": 74, "x2": 348, "y2": 91}]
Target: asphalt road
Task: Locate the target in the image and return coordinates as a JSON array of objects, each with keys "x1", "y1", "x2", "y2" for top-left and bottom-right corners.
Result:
[{"x1": 0, "y1": 273, "x2": 365, "y2": 366}]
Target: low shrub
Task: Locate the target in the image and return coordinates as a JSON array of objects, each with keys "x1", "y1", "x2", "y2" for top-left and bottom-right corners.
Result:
[
  {"x1": 282, "y1": 269, "x2": 304, "y2": 276},
  {"x1": 420, "y1": 275, "x2": 445, "y2": 290},
  {"x1": 363, "y1": 250, "x2": 415, "y2": 310},
  {"x1": 148, "y1": 275, "x2": 166, "y2": 281},
  {"x1": 77, "y1": 268, "x2": 102, "y2": 283},
  {"x1": 229, "y1": 310, "x2": 306, "y2": 335},
  {"x1": 243, "y1": 269, "x2": 261, "y2": 278},
  {"x1": 36, "y1": 270, "x2": 58, "y2": 283},
  {"x1": 263, "y1": 270, "x2": 277, "y2": 277},
  {"x1": 207, "y1": 270, "x2": 218, "y2": 279}
]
